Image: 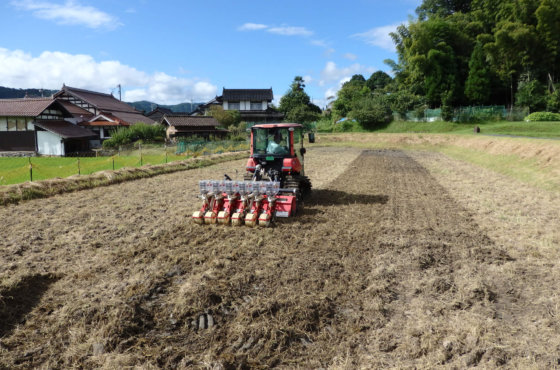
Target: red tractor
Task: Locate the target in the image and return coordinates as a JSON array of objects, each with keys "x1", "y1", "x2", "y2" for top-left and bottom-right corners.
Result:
[{"x1": 193, "y1": 123, "x2": 311, "y2": 227}]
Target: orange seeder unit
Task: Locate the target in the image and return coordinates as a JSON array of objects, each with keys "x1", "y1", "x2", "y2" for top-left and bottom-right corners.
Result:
[{"x1": 192, "y1": 180, "x2": 296, "y2": 227}]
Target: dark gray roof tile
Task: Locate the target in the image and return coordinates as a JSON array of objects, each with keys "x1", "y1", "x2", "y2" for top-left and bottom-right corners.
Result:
[
  {"x1": 163, "y1": 115, "x2": 220, "y2": 127},
  {"x1": 222, "y1": 88, "x2": 273, "y2": 101}
]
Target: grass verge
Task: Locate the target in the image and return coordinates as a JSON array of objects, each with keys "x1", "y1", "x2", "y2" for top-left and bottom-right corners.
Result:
[
  {"x1": 319, "y1": 120, "x2": 560, "y2": 138},
  {"x1": 317, "y1": 133, "x2": 560, "y2": 192},
  {"x1": 0, "y1": 153, "x2": 188, "y2": 186},
  {"x1": 0, "y1": 151, "x2": 249, "y2": 206}
]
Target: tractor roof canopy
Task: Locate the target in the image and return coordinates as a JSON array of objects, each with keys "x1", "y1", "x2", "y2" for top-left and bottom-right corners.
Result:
[{"x1": 252, "y1": 123, "x2": 303, "y2": 129}]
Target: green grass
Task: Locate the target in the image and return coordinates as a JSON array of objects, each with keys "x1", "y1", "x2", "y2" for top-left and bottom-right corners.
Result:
[
  {"x1": 319, "y1": 119, "x2": 560, "y2": 138},
  {"x1": 377, "y1": 120, "x2": 560, "y2": 138},
  {"x1": 0, "y1": 151, "x2": 250, "y2": 205},
  {"x1": 0, "y1": 153, "x2": 187, "y2": 185},
  {"x1": 318, "y1": 133, "x2": 560, "y2": 193},
  {"x1": 438, "y1": 145, "x2": 558, "y2": 191}
]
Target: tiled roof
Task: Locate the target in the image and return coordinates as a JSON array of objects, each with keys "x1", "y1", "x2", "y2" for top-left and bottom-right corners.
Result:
[
  {"x1": 81, "y1": 113, "x2": 123, "y2": 126},
  {"x1": 55, "y1": 85, "x2": 144, "y2": 114},
  {"x1": 34, "y1": 120, "x2": 96, "y2": 139},
  {"x1": 111, "y1": 111, "x2": 155, "y2": 125},
  {"x1": 147, "y1": 107, "x2": 173, "y2": 116},
  {"x1": 57, "y1": 99, "x2": 93, "y2": 118},
  {"x1": 79, "y1": 120, "x2": 129, "y2": 127},
  {"x1": 173, "y1": 126, "x2": 228, "y2": 134},
  {"x1": 163, "y1": 115, "x2": 220, "y2": 127},
  {"x1": 0, "y1": 98, "x2": 55, "y2": 116},
  {"x1": 222, "y1": 88, "x2": 273, "y2": 101}
]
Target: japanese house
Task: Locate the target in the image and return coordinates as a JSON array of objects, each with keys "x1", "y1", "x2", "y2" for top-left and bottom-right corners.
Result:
[
  {"x1": 195, "y1": 88, "x2": 284, "y2": 123},
  {"x1": 161, "y1": 114, "x2": 227, "y2": 141},
  {"x1": 0, "y1": 98, "x2": 95, "y2": 155}
]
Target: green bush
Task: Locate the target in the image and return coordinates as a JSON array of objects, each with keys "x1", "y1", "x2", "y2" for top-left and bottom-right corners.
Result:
[
  {"x1": 316, "y1": 118, "x2": 334, "y2": 132},
  {"x1": 102, "y1": 123, "x2": 166, "y2": 148},
  {"x1": 332, "y1": 119, "x2": 360, "y2": 132},
  {"x1": 546, "y1": 89, "x2": 560, "y2": 113},
  {"x1": 349, "y1": 95, "x2": 392, "y2": 129},
  {"x1": 516, "y1": 78, "x2": 546, "y2": 112},
  {"x1": 524, "y1": 112, "x2": 560, "y2": 122}
]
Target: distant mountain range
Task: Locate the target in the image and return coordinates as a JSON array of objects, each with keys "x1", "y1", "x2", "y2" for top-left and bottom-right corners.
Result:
[
  {"x1": 0, "y1": 86, "x2": 202, "y2": 114},
  {"x1": 0, "y1": 86, "x2": 58, "y2": 99},
  {"x1": 127, "y1": 100, "x2": 202, "y2": 114}
]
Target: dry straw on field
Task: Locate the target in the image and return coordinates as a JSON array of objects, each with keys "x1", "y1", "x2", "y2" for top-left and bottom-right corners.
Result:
[
  {"x1": 2, "y1": 141, "x2": 560, "y2": 367},
  {"x1": 0, "y1": 151, "x2": 249, "y2": 206},
  {"x1": 322, "y1": 133, "x2": 560, "y2": 190}
]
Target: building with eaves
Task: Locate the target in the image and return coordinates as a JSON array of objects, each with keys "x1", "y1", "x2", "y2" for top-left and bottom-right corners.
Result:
[
  {"x1": 0, "y1": 98, "x2": 96, "y2": 155},
  {"x1": 54, "y1": 85, "x2": 155, "y2": 147}
]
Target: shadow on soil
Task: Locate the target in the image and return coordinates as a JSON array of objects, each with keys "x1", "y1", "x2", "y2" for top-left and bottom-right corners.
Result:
[
  {"x1": 308, "y1": 189, "x2": 389, "y2": 207},
  {"x1": 0, "y1": 274, "x2": 60, "y2": 338}
]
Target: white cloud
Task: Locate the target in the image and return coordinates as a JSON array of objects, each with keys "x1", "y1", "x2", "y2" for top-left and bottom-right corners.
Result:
[
  {"x1": 352, "y1": 23, "x2": 402, "y2": 51},
  {"x1": 318, "y1": 61, "x2": 378, "y2": 101},
  {"x1": 343, "y1": 53, "x2": 358, "y2": 61},
  {"x1": 324, "y1": 87, "x2": 338, "y2": 100},
  {"x1": 310, "y1": 40, "x2": 335, "y2": 57},
  {"x1": 310, "y1": 39, "x2": 328, "y2": 47},
  {"x1": 324, "y1": 48, "x2": 335, "y2": 57},
  {"x1": 238, "y1": 23, "x2": 268, "y2": 31},
  {"x1": 319, "y1": 61, "x2": 376, "y2": 86},
  {"x1": 0, "y1": 48, "x2": 217, "y2": 104},
  {"x1": 11, "y1": 0, "x2": 121, "y2": 30},
  {"x1": 238, "y1": 23, "x2": 313, "y2": 37},
  {"x1": 267, "y1": 26, "x2": 313, "y2": 37}
]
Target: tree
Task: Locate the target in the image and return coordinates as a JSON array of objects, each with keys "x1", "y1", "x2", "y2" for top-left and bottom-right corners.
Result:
[
  {"x1": 516, "y1": 74, "x2": 546, "y2": 111},
  {"x1": 486, "y1": 21, "x2": 538, "y2": 106},
  {"x1": 387, "y1": 91, "x2": 425, "y2": 115},
  {"x1": 349, "y1": 74, "x2": 366, "y2": 83},
  {"x1": 465, "y1": 42, "x2": 491, "y2": 104},
  {"x1": 536, "y1": 0, "x2": 560, "y2": 82},
  {"x1": 208, "y1": 106, "x2": 240, "y2": 127},
  {"x1": 384, "y1": 0, "x2": 558, "y2": 112},
  {"x1": 546, "y1": 88, "x2": 560, "y2": 112},
  {"x1": 390, "y1": 17, "x2": 472, "y2": 107},
  {"x1": 285, "y1": 104, "x2": 321, "y2": 124},
  {"x1": 332, "y1": 76, "x2": 370, "y2": 118},
  {"x1": 349, "y1": 95, "x2": 392, "y2": 129},
  {"x1": 366, "y1": 71, "x2": 393, "y2": 92},
  {"x1": 279, "y1": 76, "x2": 321, "y2": 123},
  {"x1": 416, "y1": 0, "x2": 472, "y2": 19}
]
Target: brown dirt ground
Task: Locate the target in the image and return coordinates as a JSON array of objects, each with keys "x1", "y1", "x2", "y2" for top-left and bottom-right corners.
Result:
[{"x1": 1, "y1": 146, "x2": 559, "y2": 368}]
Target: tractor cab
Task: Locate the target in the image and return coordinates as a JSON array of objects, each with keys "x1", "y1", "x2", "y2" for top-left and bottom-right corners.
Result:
[
  {"x1": 246, "y1": 123, "x2": 306, "y2": 183},
  {"x1": 193, "y1": 122, "x2": 312, "y2": 227}
]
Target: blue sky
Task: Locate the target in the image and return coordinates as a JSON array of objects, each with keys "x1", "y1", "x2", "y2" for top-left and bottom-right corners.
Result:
[{"x1": 0, "y1": 0, "x2": 421, "y2": 108}]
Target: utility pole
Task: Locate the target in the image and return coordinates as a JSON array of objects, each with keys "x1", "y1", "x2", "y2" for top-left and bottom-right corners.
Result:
[{"x1": 117, "y1": 84, "x2": 122, "y2": 101}]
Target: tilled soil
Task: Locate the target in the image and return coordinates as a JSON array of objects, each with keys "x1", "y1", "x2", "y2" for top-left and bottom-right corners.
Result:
[{"x1": 0, "y1": 147, "x2": 558, "y2": 368}]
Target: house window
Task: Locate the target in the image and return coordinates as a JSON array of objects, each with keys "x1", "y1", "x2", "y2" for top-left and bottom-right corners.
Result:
[
  {"x1": 0, "y1": 118, "x2": 6, "y2": 131},
  {"x1": 27, "y1": 120, "x2": 34, "y2": 130},
  {"x1": 228, "y1": 101, "x2": 240, "y2": 110},
  {"x1": 7, "y1": 118, "x2": 16, "y2": 131},
  {"x1": 250, "y1": 101, "x2": 263, "y2": 110},
  {"x1": 17, "y1": 118, "x2": 27, "y2": 131},
  {"x1": 102, "y1": 128, "x2": 108, "y2": 139}
]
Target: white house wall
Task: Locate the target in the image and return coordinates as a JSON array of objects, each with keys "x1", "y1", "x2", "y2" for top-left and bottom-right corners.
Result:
[
  {"x1": 37, "y1": 130, "x2": 64, "y2": 156},
  {"x1": 224, "y1": 100, "x2": 267, "y2": 111}
]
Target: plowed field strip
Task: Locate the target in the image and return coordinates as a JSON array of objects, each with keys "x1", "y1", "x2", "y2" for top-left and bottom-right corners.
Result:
[{"x1": 1, "y1": 148, "x2": 544, "y2": 368}]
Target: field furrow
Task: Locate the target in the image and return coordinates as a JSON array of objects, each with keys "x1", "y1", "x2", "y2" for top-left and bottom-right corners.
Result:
[{"x1": 1, "y1": 146, "x2": 558, "y2": 368}]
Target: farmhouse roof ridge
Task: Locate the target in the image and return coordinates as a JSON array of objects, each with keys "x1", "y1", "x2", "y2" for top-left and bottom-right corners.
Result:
[{"x1": 222, "y1": 88, "x2": 273, "y2": 101}]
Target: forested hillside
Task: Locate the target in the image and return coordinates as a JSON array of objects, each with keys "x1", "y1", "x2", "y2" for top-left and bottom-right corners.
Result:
[
  {"x1": 330, "y1": 0, "x2": 560, "y2": 127},
  {"x1": 0, "y1": 86, "x2": 57, "y2": 99},
  {"x1": 391, "y1": 0, "x2": 560, "y2": 111},
  {"x1": 127, "y1": 101, "x2": 201, "y2": 114}
]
